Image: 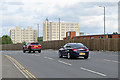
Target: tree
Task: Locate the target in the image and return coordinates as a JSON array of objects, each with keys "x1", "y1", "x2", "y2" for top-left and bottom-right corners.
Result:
[
  {"x1": 113, "y1": 32, "x2": 118, "y2": 34},
  {"x1": 22, "y1": 41, "x2": 26, "y2": 44},
  {"x1": 2, "y1": 35, "x2": 13, "y2": 44},
  {"x1": 38, "y1": 37, "x2": 43, "y2": 42},
  {"x1": 0, "y1": 37, "x2": 2, "y2": 44}
]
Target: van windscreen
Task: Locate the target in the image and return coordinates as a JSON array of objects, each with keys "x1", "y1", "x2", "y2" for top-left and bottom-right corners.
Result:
[{"x1": 31, "y1": 43, "x2": 39, "y2": 45}]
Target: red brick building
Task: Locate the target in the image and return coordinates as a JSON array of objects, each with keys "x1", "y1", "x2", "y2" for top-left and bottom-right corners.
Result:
[
  {"x1": 65, "y1": 31, "x2": 76, "y2": 40},
  {"x1": 63, "y1": 32, "x2": 120, "y2": 40}
]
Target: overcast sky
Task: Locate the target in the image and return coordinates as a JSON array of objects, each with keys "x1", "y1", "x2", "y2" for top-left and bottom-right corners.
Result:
[{"x1": 0, "y1": 0, "x2": 119, "y2": 37}]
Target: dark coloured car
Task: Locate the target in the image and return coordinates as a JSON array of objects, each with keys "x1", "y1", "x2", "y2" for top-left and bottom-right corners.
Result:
[
  {"x1": 58, "y1": 43, "x2": 89, "y2": 59},
  {"x1": 23, "y1": 42, "x2": 41, "y2": 53}
]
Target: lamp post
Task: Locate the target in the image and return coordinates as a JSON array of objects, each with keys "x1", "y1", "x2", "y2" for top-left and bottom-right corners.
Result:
[{"x1": 99, "y1": 6, "x2": 105, "y2": 39}]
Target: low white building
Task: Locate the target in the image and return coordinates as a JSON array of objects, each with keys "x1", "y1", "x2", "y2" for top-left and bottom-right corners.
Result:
[{"x1": 10, "y1": 27, "x2": 37, "y2": 44}]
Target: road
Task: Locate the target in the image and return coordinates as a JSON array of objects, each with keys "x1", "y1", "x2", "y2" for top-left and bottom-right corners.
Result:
[{"x1": 2, "y1": 50, "x2": 118, "y2": 79}]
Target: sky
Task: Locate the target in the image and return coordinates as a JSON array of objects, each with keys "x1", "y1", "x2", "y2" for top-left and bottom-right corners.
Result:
[{"x1": 0, "y1": 0, "x2": 119, "y2": 37}]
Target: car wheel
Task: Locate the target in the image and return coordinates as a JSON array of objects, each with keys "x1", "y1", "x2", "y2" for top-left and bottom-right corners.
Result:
[
  {"x1": 84, "y1": 55, "x2": 88, "y2": 59},
  {"x1": 38, "y1": 50, "x2": 41, "y2": 53},
  {"x1": 23, "y1": 49, "x2": 26, "y2": 53},
  {"x1": 28, "y1": 49, "x2": 31, "y2": 53},
  {"x1": 67, "y1": 53, "x2": 71, "y2": 59},
  {"x1": 58, "y1": 52, "x2": 63, "y2": 58}
]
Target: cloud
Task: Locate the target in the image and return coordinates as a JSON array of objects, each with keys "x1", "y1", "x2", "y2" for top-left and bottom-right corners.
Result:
[
  {"x1": 3, "y1": 2, "x2": 24, "y2": 5},
  {"x1": 0, "y1": 26, "x2": 15, "y2": 37},
  {"x1": 0, "y1": 1, "x2": 119, "y2": 37}
]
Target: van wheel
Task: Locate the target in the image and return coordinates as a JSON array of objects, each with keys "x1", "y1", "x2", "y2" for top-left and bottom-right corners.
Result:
[
  {"x1": 28, "y1": 49, "x2": 31, "y2": 53},
  {"x1": 23, "y1": 50, "x2": 26, "y2": 53},
  {"x1": 38, "y1": 50, "x2": 41, "y2": 53}
]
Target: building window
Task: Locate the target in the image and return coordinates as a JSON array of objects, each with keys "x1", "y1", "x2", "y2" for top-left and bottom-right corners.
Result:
[
  {"x1": 84, "y1": 37, "x2": 86, "y2": 39},
  {"x1": 108, "y1": 35, "x2": 112, "y2": 38},
  {"x1": 99, "y1": 36, "x2": 103, "y2": 39},
  {"x1": 73, "y1": 37, "x2": 75, "y2": 39},
  {"x1": 90, "y1": 37, "x2": 94, "y2": 39}
]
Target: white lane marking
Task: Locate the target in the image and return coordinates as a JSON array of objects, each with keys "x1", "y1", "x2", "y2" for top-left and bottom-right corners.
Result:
[
  {"x1": 88, "y1": 57, "x2": 91, "y2": 59},
  {"x1": 6, "y1": 56, "x2": 29, "y2": 79},
  {"x1": 112, "y1": 60, "x2": 118, "y2": 63},
  {"x1": 58, "y1": 60, "x2": 72, "y2": 66},
  {"x1": 104, "y1": 59, "x2": 111, "y2": 62},
  {"x1": 104, "y1": 59, "x2": 119, "y2": 63},
  {"x1": 35, "y1": 55, "x2": 40, "y2": 56},
  {"x1": 34, "y1": 54, "x2": 40, "y2": 56},
  {"x1": 25, "y1": 53, "x2": 40, "y2": 56},
  {"x1": 80, "y1": 67, "x2": 106, "y2": 77},
  {"x1": 44, "y1": 57, "x2": 54, "y2": 60}
]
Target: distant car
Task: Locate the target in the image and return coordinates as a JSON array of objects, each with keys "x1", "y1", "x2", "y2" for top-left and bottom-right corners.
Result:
[
  {"x1": 58, "y1": 43, "x2": 89, "y2": 59},
  {"x1": 23, "y1": 42, "x2": 41, "y2": 53}
]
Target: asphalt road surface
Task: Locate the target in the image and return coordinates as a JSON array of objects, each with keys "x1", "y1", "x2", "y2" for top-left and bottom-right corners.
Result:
[{"x1": 2, "y1": 50, "x2": 118, "y2": 78}]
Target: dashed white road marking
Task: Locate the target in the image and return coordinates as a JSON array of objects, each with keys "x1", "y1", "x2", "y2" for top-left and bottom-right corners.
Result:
[
  {"x1": 23, "y1": 53, "x2": 40, "y2": 56},
  {"x1": 112, "y1": 60, "x2": 118, "y2": 63},
  {"x1": 88, "y1": 57, "x2": 91, "y2": 59},
  {"x1": 33, "y1": 54, "x2": 40, "y2": 56},
  {"x1": 104, "y1": 59, "x2": 111, "y2": 62},
  {"x1": 104, "y1": 59, "x2": 119, "y2": 63},
  {"x1": 58, "y1": 60, "x2": 72, "y2": 66},
  {"x1": 80, "y1": 67, "x2": 106, "y2": 77},
  {"x1": 44, "y1": 57, "x2": 54, "y2": 60}
]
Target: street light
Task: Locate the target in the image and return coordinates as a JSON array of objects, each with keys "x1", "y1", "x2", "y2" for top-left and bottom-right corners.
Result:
[{"x1": 99, "y1": 6, "x2": 105, "y2": 39}]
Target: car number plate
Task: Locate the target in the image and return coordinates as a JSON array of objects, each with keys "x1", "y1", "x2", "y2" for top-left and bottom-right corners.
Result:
[
  {"x1": 34, "y1": 46, "x2": 38, "y2": 48},
  {"x1": 79, "y1": 53, "x2": 85, "y2": 55}
]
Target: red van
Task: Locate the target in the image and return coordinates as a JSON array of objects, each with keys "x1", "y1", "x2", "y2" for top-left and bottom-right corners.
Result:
[{"x1": 23, "y1": 42, "x2": 41, "y2": 53}]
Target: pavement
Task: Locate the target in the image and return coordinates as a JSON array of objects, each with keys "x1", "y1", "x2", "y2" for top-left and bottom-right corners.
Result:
[{"x1": 1, "y1": 50, "x2": 119, "y2": 79}]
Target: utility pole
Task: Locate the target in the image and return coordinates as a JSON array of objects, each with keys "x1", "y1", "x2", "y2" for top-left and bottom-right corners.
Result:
[
  {"x1": 104, "y1": 6, "x2": 105, "y2": 39},
  {"x1": 37, "y1": 24, "x2": 39, "y2": 42},
  {"x1": 99, "y1": 6, "x2": 106, "y2": 39},
  {"x1": 99, "y1": 6, "x2": 106, "y2": 51}
]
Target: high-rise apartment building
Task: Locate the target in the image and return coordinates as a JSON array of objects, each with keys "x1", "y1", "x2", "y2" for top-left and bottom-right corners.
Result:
[
  {"x1": 43, "y1": 19, "x2": 79, "y2": 41},
  {"x1": 10, "y1": 27, "x2": 37, "y2": 44}
]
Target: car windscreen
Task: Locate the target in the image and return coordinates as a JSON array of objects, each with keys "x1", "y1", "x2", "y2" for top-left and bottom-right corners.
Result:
[
  {"x1": 31, "y1": 43, "x2": 40, "y2": 45},
  {"x1": 69, "y1": 44, "x2": 85, "y2": 48}
]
